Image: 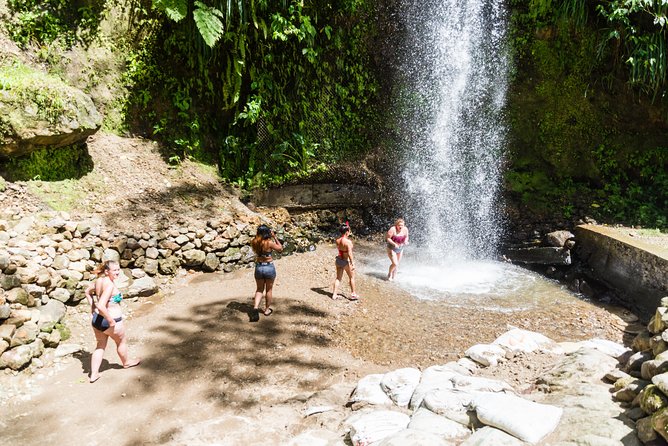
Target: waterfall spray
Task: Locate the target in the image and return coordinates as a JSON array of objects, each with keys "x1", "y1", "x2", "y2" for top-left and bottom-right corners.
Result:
[{"x1": 396, "y1": 0, "x2": 510, "y2": 260}]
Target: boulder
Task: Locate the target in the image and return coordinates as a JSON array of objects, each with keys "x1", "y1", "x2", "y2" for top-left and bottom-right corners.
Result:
[
  {"x1": 0, "y1": 274, "x2": 21, "y2": 290},
  {"x1": 375, "y1": 428, "x2": 453, "y2": 446},
  {"x1": 5, "y1": 287, "x2": 33, "y2": 306},
  {"x1": 159, "y1": 257, "x2": 180, "y2": 275},
  {"x1": 349, "y1": 374, "x2": 394, "y2": 407},
  {"x1": 472, "y1": 392, "x2": 562, "y2": 444},
  {"x1": 182, "y1": 249, "x2": 206, "y2": 267},
  {"x1": 203, "y1": 253, "x2": 220, "y2": 272},
  {"x1": 380, "y1": 368, "x2": 422, "y2": 408},
  {"x1": 0, "y1": 344, "x2": 33, "y2": 370},
  {"x1": 545, "y1": 230, "x2": 575, "y2": 247},
  {"x1": 460, "y1": 426, "x2": 524, "y2": 446},
  {"x1": 408, "y1": 407, "x2": 471, "y2": 439},
  {"x1": 49, "y1": 287, "x2": 71, "y2": 303},
  {"x1": 10, "y1": 321, "x2": 39, "y2": 347},
  {"x1": 38, "y1": 299, "x2": 66, "y2": 325},
  {"x1": 346, "y1": 410, "x2": 410, "y2": 446},
  {"x1": 126, "y1": 276, "x2": 158, "y2": 298}
]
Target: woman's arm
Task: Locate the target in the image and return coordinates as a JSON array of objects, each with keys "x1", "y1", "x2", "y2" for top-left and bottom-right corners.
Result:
[
  {"x1": 347, "y1": 239, "x2": 355, "y2": 269},
  {"x1": 270, "y1": 233, "x2": 283, "y2": 252},
  {"x1": 95, "y1": 278, "x2": 116, "y2": 326},
  {"x1": 386, "y1": 227, "x2": 398, "y2": 247},
  {"x1": 85, "y1": 280, "x2": 96, "y2": 313}
]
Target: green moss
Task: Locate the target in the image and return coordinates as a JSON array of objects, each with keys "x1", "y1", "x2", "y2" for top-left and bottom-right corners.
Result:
[
  {"x1": 1, "y1": 144, "x2": 93, "y2": 181},
  {"x1": 0, "y1": 62, "x2": 67, "y2": 127},
  {"x1": 26, "y1": 179, "x2": 87, "y2": 212},
  {"x1": 55, "y1": 322, "x2": 71, "y2": 341}
]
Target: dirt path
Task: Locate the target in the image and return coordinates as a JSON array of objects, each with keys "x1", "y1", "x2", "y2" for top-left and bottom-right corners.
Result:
[{"x1": 0, "y1": 241, "x2": 635, "y2": 445}]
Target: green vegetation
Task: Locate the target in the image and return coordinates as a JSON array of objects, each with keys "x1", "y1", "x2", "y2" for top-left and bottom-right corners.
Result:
[
  {"x1": 0, "y1": 62, "x2": 68, "y2": 127},
  {"x1": 1, "y1": 0, "x2": 665, "y2": 231},
  {"x1": 2, "y1": 145, "x2": 93, "y2": 181},
  {"x1": 507, "y1": 0, "x2": 668, "y2": 229},
  {"x1": 6, "y1": 0, "x2": 104, "y2": 48},
  {"x1": 121, "y1": 0, "x2": 379, "y2": 188}
]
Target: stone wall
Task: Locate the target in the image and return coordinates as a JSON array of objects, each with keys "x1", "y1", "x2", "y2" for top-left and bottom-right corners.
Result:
[{"x1": 0, "y1": 206, "x2": 361, "y2": 371}]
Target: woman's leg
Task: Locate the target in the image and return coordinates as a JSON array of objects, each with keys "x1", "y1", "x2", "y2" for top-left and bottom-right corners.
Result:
[
  {"x1": 253, "y1": 278, "x2": 265, "y2": 310},
  {"x1": 332, "y1": 266, "x2": 344, "y2": 299},
  {"x1": 387, "y1": 249, "x2": 398, "y2": 281},
  {"x1": 90, "y1": 328, "x2": 108, "y2": 382},
  {"x1": 264, "y1": 279, "x2": 275, "y2": 314},
  {"x1": 392, "y1": 251, "x2": 403, "y2": 279},
  {"x1": 108, "y1": 322, "x2": 140, "y2": 368},
  {"x1": 346, "y1": 264, "x2": 357, "y2": 296}
]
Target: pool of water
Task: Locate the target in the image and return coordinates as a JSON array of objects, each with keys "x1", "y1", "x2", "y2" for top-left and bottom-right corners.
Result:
[{"x1": 357, "y1": 244, "x2": 581, "y2": 312}]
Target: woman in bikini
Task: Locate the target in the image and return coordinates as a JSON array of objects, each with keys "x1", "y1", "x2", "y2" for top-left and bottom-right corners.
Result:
[
  {"x1": 251, "y1": 224, "x2": 283, "y2": 321},
  {"x1": 85, "y1": 260, "x2": 140, "y2": 383},
  {"x1": 386, "y1": 218, "x2": 409, "y2": 281},
  {"x1": 332, "y1": 223, "x2": 358, "y2": 300}
]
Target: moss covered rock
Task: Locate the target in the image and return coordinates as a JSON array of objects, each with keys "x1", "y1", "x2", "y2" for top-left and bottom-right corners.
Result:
[{"x1": 0, "y1": 60, "x2": 102, "y2": 157}]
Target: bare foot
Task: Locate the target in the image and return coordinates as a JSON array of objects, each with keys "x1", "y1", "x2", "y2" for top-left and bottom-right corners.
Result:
[
  {"x1": 89, "y1": 374, "x2": 100, "y2": 383},
  {"x1": 123, "y1": 359, "x2": 141, "y2": 369},
  {"x1": 331, "y1": 294, "x2": 339, "y2": 300},
  {"x1": 263, "y1": 308, "x2": 273, "y2": 316}
]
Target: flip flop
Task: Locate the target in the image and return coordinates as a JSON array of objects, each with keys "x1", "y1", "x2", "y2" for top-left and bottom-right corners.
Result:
[
  {"x1": 89, "y1": 375, "x2": 100, "y2": 383},
  {"x1": 348, "y1": 293, "x2": 359, "y2": 301},
  {"x1": 264, "y1": 308, "x2": 274, "y2": 316},
  {"x1": 124, "y1": 359, "x2": 141, "y2": 369}
]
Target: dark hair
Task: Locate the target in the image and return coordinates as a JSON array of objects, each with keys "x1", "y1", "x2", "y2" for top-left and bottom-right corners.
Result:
[
  {"x1": 252, "y1": 225, "x2": 273, "y2": 255},
  {"x1": 257, "y1": 224, "x2": 272, "y2": 239},
  {"x1": 339, "y1": 224, "x2": 350, "y2": 235}
]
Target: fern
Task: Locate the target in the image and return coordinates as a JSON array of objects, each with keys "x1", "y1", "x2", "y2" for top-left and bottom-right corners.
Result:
[
  {"x1": 193, "y1": 1, "x2": 225, "y2": 47},
  {"x1": 153, "y1": 0, "x2": 188, "y2": 22}
]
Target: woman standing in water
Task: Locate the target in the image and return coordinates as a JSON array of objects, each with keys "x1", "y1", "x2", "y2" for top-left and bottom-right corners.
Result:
[
  {"x1": 332, "y1": 223, "x2": 358, "y2": 300},
  {"x1": 85, "y1": 260, "x2": 140, "y2": 383},
  {"x1": 386, "y1": 218, "x2": 409, "y2": 281},
  {"x1": 251, "y1": 224, "x2": 283, "y2": 321}
]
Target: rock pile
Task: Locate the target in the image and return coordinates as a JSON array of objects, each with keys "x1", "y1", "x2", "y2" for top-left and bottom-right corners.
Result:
[
  {"x1": 317, "y1": 328, "x2": 638, "y2": 446},
  {"x1": 609, "y1": 296, "x2": 668, "y2": 444},
  {"x1": 0, "y1": 208, "x2": 327, "y2": 371}
]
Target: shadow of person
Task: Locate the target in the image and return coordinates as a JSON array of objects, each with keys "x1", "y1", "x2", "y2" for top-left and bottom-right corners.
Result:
[
  {"x1": 227, "y1": 301, "x2": 259, "y2": 322},
  {"x1": 310, "y1": 287, "x2": 333, "y2": 298},
  {"x1": 73, "y1": 350, "x2": 124, "y2": 378}
]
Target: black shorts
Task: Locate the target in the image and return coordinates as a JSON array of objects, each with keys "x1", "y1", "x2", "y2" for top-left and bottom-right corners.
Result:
[{"x1": 92, "y1": 313, "x2": 123, "y2": 332}]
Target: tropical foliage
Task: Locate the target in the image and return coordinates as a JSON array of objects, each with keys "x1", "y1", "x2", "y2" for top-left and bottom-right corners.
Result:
[
  {"x1": 507, "y1": 0, "x2": 668, "y2": 229},
  {"x1": 123, "y1": 0, "x2": 379, "y2": 187}
]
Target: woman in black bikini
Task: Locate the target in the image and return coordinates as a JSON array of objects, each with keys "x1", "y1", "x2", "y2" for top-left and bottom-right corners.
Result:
[
  {"x1": 85, "y1": 260, "x2": 140, "y2": 383},
  {"x1": 332, "y1": 223, "x2": 358, "y2": 300},
  {"x1": 250, "y1": 225, "x2": 283, "y2": 320}
]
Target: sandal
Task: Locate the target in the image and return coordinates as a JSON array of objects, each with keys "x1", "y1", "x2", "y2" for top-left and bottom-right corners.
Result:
[{"x1": 348, "y1": 293, "x2": 359, "y2": 301}]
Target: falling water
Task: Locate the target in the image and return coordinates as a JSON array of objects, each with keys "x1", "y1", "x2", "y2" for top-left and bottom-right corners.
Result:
[{"x1": 396, "y1": 0, "x2": 509, "y2": 260}]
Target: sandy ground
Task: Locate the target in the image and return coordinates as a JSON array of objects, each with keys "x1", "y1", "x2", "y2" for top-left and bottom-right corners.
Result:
[{"x1": 0, "y1": 239, "x2": 637, "y2": 446}]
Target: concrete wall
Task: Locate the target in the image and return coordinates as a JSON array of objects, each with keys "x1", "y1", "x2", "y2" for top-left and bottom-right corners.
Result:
[
  {"x1": 575, "y1": 224, "x2": 668, "y2": 322},
  {"x1": 252, "y1": 183, "x2": 378, "y2": 210}
]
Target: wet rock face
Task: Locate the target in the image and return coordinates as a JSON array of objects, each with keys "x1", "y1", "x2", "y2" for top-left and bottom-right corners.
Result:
[{"x1": 0, "y1": 62, "x2": 102, "y2": 158}]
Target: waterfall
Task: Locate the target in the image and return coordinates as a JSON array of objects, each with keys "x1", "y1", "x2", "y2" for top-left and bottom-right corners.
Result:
[{"x1": 396, "y1": 0, "x2": 509, "y2": 260}]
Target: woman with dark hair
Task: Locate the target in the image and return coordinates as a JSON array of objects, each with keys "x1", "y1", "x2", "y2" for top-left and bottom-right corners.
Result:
[
  {"x1": 250, "y1": 224, "x2": 283, "y2": 320},
  {"x1": 332, "y1": 223, "x2": 358, "y2": 300},
  {"x1": 84, "y1": 260, "x2": 140, "y2": 383}
]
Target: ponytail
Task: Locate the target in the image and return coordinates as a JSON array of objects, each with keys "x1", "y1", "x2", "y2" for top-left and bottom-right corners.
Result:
[{"x1": 92, "y1": 260, "x2": 119, "y2": 277}]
